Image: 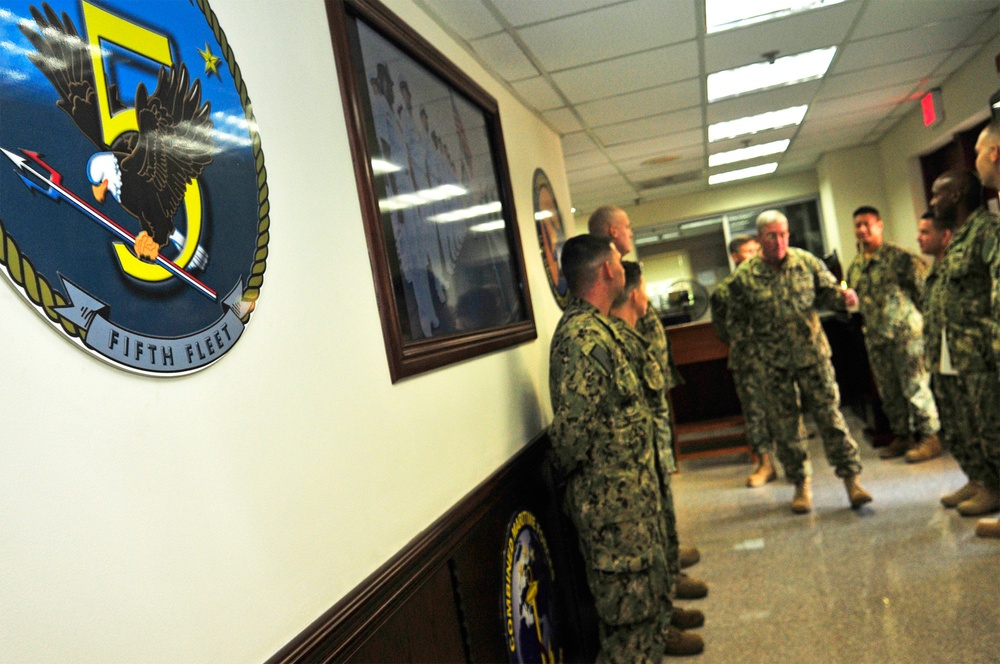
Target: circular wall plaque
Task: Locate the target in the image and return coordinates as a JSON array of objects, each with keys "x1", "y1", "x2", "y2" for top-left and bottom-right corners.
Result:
[
  {"x1": 532, "y1": 169, "x2": 568, "y2": 308},
  {"x1": 0, "y1": 0, "x2": 268, "y2": 375}
]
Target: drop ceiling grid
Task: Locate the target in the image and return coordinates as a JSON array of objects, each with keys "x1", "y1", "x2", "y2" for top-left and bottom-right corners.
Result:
[{"x1": 415, "y1": 0, "x2": 1000, "y2": 212}]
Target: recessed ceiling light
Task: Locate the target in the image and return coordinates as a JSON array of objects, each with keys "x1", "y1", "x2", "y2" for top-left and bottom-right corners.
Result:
[
  {"x1": 706, "y1": 0, "x2": 848, "y2": 34},
  {"x1": 709, "y1": 162, "x2": 779, "y2": 185},
  {"x1": 707, "y1": 46, "x2": 836, "y2": 102},
  {"x1": 708, "y1": 105, "x2": 807, "y2": 142},
  {"x1": 709, "y1": 139, "x2": 790, "y2": 167},
  {"x1": 640, "y1": 154, "x2": 683, "y2": 166}
]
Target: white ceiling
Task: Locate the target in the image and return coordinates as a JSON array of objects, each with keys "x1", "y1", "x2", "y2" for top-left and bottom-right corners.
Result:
[{"x1": 415, "y1": 0, "x2": 1000, "y2": 216}]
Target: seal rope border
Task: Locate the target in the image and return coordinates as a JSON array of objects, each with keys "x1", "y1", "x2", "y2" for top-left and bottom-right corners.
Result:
[{"x1": 0, "y1": 0, "x2": 268, "y2": 346}]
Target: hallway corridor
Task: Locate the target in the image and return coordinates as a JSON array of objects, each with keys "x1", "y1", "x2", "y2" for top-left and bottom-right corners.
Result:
[{"x1": 671, "y1": 415, "x2": 1000, "y2": 663}]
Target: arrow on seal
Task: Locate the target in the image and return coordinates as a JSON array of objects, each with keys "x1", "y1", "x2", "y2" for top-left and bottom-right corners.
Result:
[{"x1": 1, "y1": 147, "x2": 217, "y2": 301}]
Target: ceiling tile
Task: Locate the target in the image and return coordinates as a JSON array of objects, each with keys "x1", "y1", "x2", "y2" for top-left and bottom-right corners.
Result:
[
  {"x1": 561, "y1": 131, "x2": 598, "y2": 156},
  {"x1": 565, "y1": 149, "x2": 613, "y2": 172},
  {"x1": 567, "y1": 162, "x2": 622, "y2": 182},
  {"x1": 704, "y1": 1, "x2": 861, "y2": 74},
  {"x1": 806, "y1": 83, "x2": 915, "y2": 121},
  {"x1": 834, "y1": 14, "x2": 989, "y2": 74},
  {"x1": 851, "y1": 0, "x2": 999, "y2": 41},
  {"x1": 815, "y1": 52, "x2": 948, "y2": 100},
  {"x1": 797, "y1": 114, "x2": 882, "y2": 139},
  {"x1": 517, "y1": 0, "x2": 696, "y2": 72},
  {"x1": 541, "y1": 107, "x2": 584, "y2": 134},
  {"x1": 962, "y1": 12, "x2": 1000, "y2": 46},
  {"x1": 592, "y1": 107, "x2": 704, "y2": 146},
  {"x1": 509, "y1": 76, "x2": 565, "y2": 111},
  {"x1": 490, "y1": 0, "x2": 623, "y2": 28},
  {"x1": 551, "y1": 41, "x2": 700, "y2": 105},
  {"x1": 576, "y1": 79, "x2": 701, "y2": 127},
  {"x1": 569, "y1": 172, "x2": 631, "y2": 194},
  {"x1": 625, "y1": 155, "x2": 704, "y2": 181},
  {"x1": 605, "y1": 129, "x2": 705, "y2": 161},
  {"x1": 420, "y1": 0, "x2": 502, "y2": 40},
  {"x1": 469, "y1": 32, "x2": 538, "y2": 80},
  {"x1": 934, "y1": 44, "x2": 989, "y2": 84}
]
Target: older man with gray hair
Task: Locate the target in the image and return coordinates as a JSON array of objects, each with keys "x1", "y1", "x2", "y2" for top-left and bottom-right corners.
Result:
[{"x1": 724, "y1": 210, "x2": 871, "y2": 514}]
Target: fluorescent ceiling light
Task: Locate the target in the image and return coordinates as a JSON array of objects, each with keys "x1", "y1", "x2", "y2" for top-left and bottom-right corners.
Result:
[
  {"x1": 430, "y1": 201, "x2": 503, "y2": 223},
  {"x1": 534, "y1": 210, "x2": 555, "y2": 221},
  {"x1": 709, "y1": 105, "x2": 807, "y2": 142},
  {"x1": 709, "y1": 162, "x2": 778, "y2": 185},
  {"x1": 371, "y1": 158, "x2": 401, "y2": 174},
  {"x1": 706, "y1": 0, "x2": 847, "y2": 34},
  {"x1": 635, "y1": 236, "x2": 662, "y2": 246},
  {"x1": 470, "y1": 219, "x2": 506, "y2": 233},
  {"x1": 707, "y1": 46, "x2": 836, "y2": 102},
  {"x1": 709, "y1": 139, "x2": 790, "y2": 167},
  {"x1": 379, "y1": 184, "x2": 466, "y2": 213}
]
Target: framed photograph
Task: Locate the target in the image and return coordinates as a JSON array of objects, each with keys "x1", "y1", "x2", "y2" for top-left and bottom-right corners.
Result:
[
  {"x1": 532, "y1": 169, "x2": 569, "y2": 309},
  {"x1": 325, "y1": 0, "x2": 535, "y2": 382}
]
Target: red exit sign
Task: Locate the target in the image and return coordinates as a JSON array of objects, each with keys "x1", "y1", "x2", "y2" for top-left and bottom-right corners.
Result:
[{"x1": 922, "y1": 89, "x2": 943, "y2": 128}]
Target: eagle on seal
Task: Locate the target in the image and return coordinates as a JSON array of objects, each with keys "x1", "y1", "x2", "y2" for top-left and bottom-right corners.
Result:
[{"x1": 19, "y1": 3, "x2": 214, "y2": 262}]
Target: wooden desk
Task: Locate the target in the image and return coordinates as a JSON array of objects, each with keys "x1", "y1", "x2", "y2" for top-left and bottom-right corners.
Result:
[{"x1": 666, "y1": 320, "x2": 750, "y2": 462}]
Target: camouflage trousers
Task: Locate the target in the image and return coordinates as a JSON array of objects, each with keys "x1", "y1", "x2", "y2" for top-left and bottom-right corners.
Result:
[
  {"x1": 758, "y1": 359, "x2": 863, "y2": 483},
  {"x1": 733, "y1": 365, "x2": 807, "y2": 458},
  {"x1": 866, "y1": 337, "x2": 939, "y2": 437},
  {"x1": 660, "y1": 477, "x2": 680, "y2": 582},
  {"x1": 652, "y1": 412, "x2": 680, "y2": 581},
  {"x1": 580, "y1": 517, "x2": 675, "y2": 664},
  {"x1": 932, "y1": 372, "x2": 1000, "y2": 492}
]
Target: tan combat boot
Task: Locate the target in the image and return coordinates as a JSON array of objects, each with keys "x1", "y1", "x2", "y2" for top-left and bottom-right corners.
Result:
[
  {"x1": 975, "y1": 518, "x2": 1000, "y2": 538},
  {"x1": 878, "y1": 435, "x2": 910, "y2": 459},
  {"x1": 669, "y1": 606, "x2": 705, "y2": 629},
  {"x1": 905, "y1": 433, "x2": 942, "y2": 463},
  {"x1": 791, "y1": 477, "x2": 812, "y2": 514},
  {"x1": 678, "y1": 545, "x2": 700, "y2": 569},
  {"x1": 746, "y1": 453, "x2": 777, "y2": 488},
  {"x1": 941, "y1": 480, "x2": 981, "y2": 508},
  {"x1": 662, "y1": 625, "x2": 704, "y2": 656},
  {"x1": 844, "y1": 475, "x2": 873, "y2": 509},
  {"x1": 957, "y1": 485, "x2": 1000, "y2": 516},
  {"x1": 674, "y1": 573, "x2": 708, "y2": 600}
]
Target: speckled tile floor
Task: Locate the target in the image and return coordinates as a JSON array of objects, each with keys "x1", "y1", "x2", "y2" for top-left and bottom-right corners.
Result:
[{"x1": 670, "y1": 413, "x2": 1000, "y2": 664}]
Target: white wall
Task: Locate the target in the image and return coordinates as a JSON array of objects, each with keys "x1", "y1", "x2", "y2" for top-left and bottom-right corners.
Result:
[
  {"x1": 816, "y1": 144, "x2": 890, "y2": 259},
  {"x1": 0, "y1": 1, "x2": 569, "y2": 661}
]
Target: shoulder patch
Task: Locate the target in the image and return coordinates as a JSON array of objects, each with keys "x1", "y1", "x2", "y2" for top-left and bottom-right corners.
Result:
[{"x1": 589, "y1": 344, "x2": 613, "y2": 375}]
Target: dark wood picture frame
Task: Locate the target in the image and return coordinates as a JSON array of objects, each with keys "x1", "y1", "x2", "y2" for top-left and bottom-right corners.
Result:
[{"x1": 325, "y1": 0, "x2": 535, "y2": 382}]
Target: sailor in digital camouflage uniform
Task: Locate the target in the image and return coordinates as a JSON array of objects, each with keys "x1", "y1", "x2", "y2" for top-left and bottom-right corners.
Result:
[
  {"x1": 610, "y1": 261, "x2": 706, "y2": 633},
  {"x1": 846, "y1": 206, "x2": 941, "y2": 463},
  {"x1": 712, "y1": 234, "x2": 804, "y2": 488},
  {"x1": 725, "y1": 210, "x2": 872, "y2": 514},
  {"x1": 548, "y1": 235, "x2": 703, "y2": 659},
  {"x1": 588, "y1": 205, "x2": 704, "y2": 590},
  {"x1": 973, "y1": 120, "x2": 1000, "y2": 538},
  {"x1": 924, "y1": 169, "x2": 1000, "y2": 531}
]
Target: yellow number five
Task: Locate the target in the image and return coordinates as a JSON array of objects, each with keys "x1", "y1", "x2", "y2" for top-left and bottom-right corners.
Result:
[{"x1": 82, "y1": 1, "x2": 204, "y2": 283}]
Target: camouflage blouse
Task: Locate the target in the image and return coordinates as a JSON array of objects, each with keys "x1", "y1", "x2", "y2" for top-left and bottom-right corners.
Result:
[{"x1": 846, "y1": 242, "x2": 927, "y2": 343}]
